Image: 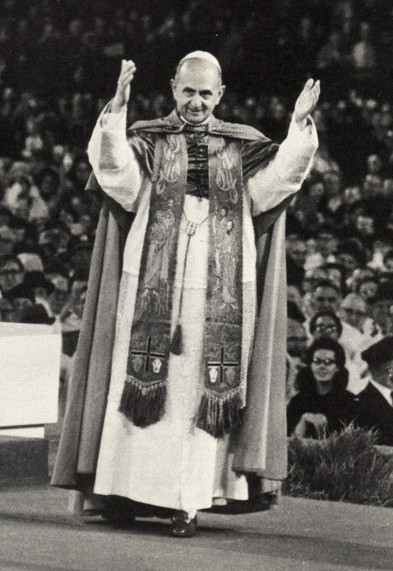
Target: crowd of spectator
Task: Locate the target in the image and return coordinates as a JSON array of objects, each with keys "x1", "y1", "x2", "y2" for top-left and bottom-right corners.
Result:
[{"x1": 0, "y1": 0, "x2": 392, "y2": 439}]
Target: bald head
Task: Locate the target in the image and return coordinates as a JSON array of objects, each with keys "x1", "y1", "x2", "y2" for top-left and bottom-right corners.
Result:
[{"x1": 171, "y1": 57, "x2": 225, "y2": 124}]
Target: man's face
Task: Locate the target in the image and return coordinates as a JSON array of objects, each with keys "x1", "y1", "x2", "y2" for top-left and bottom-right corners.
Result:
[
  {"x1": 171, "y1": 59, "x2": 225, "y2": 124},
  {"x1": 287, "y1": 319, "x2": 308, "y2": 357},
  {"x1": 313, "y1": 315, "x2": 340, "y2": 341},
  {"x1": 0, "y1": 261, "x2": 24, "y2": 291},
  {"x1": 312, "y1": 286, "x2": 341, "y2": 313},
  {"x1": 371, "y1": 358, "x2": 393, "y2": 388},
  {"x1": 340, "y1": 296, "x2": 367, "y2": 329}
]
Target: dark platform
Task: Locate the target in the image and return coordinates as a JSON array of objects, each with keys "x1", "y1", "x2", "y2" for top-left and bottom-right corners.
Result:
[{"x1": 0, "y1": 435, "x2": 48, "y2": 488}]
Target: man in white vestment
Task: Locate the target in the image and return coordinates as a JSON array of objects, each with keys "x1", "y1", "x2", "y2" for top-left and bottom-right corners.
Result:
[{"x1": 52, "y1": 51, "x2": 319, "y2": 537}]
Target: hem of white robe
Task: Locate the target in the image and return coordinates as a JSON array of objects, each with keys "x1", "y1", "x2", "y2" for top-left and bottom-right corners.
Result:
[{"x1": 94, "y1": 271, "x2": 256, "y2": 513}]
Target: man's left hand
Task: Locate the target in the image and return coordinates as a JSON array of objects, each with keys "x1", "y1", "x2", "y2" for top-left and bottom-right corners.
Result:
[{"x1": 294, "y1": 79, "x2": 321, "y2": 130}]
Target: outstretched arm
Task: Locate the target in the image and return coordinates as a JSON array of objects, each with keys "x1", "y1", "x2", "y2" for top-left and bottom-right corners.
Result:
[
  {"x1": 248, "y1": 79, "x2": 321, "y2": 215},
  {"x1": 87, "y1": 60, "x2": 143, "y2": 212}
]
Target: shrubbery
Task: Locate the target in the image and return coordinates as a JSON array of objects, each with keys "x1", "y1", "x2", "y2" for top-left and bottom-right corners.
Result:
[{"x1": 284, "y1": 426, "x2": 393, "y2": 507}]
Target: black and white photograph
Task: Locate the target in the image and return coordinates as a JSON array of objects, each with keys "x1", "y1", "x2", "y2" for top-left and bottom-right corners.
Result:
[{"x1": 0, "y1": 1, "x2": 392, "y2": 569}]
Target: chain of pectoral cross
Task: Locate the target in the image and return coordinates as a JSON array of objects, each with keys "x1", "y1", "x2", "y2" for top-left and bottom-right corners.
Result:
[{"x1": 182, "y1": 209, "x2": 209, "y2": 236}]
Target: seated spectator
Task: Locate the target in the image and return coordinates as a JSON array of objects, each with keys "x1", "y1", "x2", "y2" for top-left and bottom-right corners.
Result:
[
  {"x1": 0, "y1": 255, "x2": 25, "y2": 292},
  {"x1": 309, "y1": 309, "x2": 367, "y2": 394},
  {"x1": 339, "y1": 293, "x2": 367, "y2": 334},
  {"x1": 383, "y1": 248, "x2": 393, "y2": 273},
  {"x1": 286, "y1": 301, "x2": 308, "y2": 403},
  {"x1": 372, "y1": 281, "x2": 393, "y2": 335},
  {"x1": 356, "y1": 337, "x2": 393, "y2": 446},
  {"x1": 287, "y1": 337, "x2": 358, "y2": 438},
  {"x1": 322, "y1": 262, "x2": 347, "y2": 294},
  {"x1": 4, "y1": 281, "x2": 35, "y2": 321},
  {"x1": 0, "y1": 297, "x2": 13, "y2": 322},
  {"x1": 307, "y1": 279, "x2": 342, "y2": 317}
]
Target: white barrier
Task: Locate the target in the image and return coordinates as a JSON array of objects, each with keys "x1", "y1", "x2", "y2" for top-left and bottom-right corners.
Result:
[{"x1": 0, "y1": 322, "x2": 61, "y2": 437}]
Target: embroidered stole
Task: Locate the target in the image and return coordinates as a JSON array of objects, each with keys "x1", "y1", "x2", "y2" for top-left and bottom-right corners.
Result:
[{"x1": 119, "y1": 132, "x2": 243, "y2": 437}]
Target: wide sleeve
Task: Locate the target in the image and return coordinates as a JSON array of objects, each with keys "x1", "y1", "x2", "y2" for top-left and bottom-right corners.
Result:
[
  {"x1": 87, "y1": 103, "x2": 143, "y2": 212},
  {"x1": 247, "y1": 115, "x2": 318, "y2": 216}
]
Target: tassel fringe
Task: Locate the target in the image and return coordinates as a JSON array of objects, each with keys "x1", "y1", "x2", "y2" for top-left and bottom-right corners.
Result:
[
  {"x1": 196, "y1": 391, "x2": 243, "y2": 438},
  {"x1": 119, "y1": 378, "x2": 166, "y2": 427},
  {"x1": 170, "y1": 323, "x2": 183, "y2": 355}
]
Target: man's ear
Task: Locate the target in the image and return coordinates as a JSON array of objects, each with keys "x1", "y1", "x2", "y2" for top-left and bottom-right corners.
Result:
[
  {"x1": 170, "y1": 78, "x2": 175, "y2": 92},
  {"x1": 218, "y1": 84, "x2": 226, "y2": 101}
]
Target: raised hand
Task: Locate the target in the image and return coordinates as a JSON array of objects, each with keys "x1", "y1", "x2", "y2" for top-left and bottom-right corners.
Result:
[
  {"x1": 112, "y1": 59, "x2": 137, "y2": 113},
  {"x1": 294, "y1": 78, "x2": 320, "y2": 129}
]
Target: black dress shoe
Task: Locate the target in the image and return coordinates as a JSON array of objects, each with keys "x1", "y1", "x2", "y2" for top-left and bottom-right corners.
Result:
[{"x1": 171, "y1": 511, "x2": 198, "y2": 538}]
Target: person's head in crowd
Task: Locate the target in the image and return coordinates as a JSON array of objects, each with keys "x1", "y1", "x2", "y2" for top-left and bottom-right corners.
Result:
[
  {"x1": 356, "y1": 276, "x2": 379, "y2": 305},
  {"x1": 302, "y1": 267, "x2": 329, "y2": 294},
  {"x1": 72, "y1": 285, "x2": 87, "y2": 321},
  {"x1": 355, "y1": 213, "x2": 375, "y2": 241},
  {"x1": 309, "y1": 310, "x2": 343, "y2": 342},
  {"x1": 339, "y1": 293, "x2": 367, "y2": 331},
  {"x1": 287, "y1": 301, "x2": 308, "y2": 359},
  {"x1": 323, "y1": 171, "x2": 342, "y2": 198},
  {"x1": 343, "y1": 185, "x2": 362, "y2": 206},
  {"x1": 335, "y1": 239, "x2": 366, "y2": 280},
  {"x1": 373, "y1": 280, "x2": 393, "y2": 335},
  {"x1": 315, "y1": 228, "x2": 338, "y2": 259},
  {"x1": 71, "y1": 156, "x2": 91, "y2": 189},
  {"x1": 47, "y1": 272, "x2": 70, "y2": 317},
  {"x1": 38, "y1": 223, "x2": 71, "y2": 256},
  {"x1": 366, "y1": 153, "x2": 383, "y2": 175},
  {"x1": 363, "y1": 172, "x2": 383, "y2": 199},
  {"x1": 37, "y1": 168, "x2": 60, "y2": 200},
  {"x1": 382, "y1": 178, "x2": 393, "y2": 201},
  {"x1": 69, "y1": 269, "x2": 89, "y2": 297},
  {"x1": 0, "y1": 225, "x2": 17, "y2": 256},
  {"x1": 22, "y1": 271, "x2": 55, "y2": 302},
  {"x1": 298, "y1": 337, "x2": 348, "y2": 396},
  {"x1": 19, "y1": 303, "x2": 55, "y2": 326},
  {"x1": 69, "y1": 241, "x2": 93, "y2": 274},
  {"x1": 322, "y1": 262, "x2": 347, "y2": 294},
  {"x1": 4, "y1": 282, "x2": 35, "y2": 321},
  {"x1": 287, "y1": 284, "x2": 303, "y2": 311},
  {"x1": 349, "y1": 266, "x2": 376, "y2": 292},
  {"x1": 361, "y1": 336, "x2": 393, "y2": 389},
  {"x1": 310, "y1": 279, "x2": 342, "y2": 315},
  {"x1": 286, "y1": 235, "x2": 307, "y2": 268},
  {"x1": 0, "y1": 255, "x2": 24, "y2": 292},
  {"x1": 383, "y1": 249, "x2": 393, "y2": 272},
  {"x1": 0, "y1": 298, "x2": 13, "y2": 322}
]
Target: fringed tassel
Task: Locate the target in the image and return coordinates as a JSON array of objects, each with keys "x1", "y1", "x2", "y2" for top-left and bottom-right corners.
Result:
[
  {"x1": 196, "y1": 391, "x2": 243, "y2": 438},
  {"x1": 119, "y1": 378, "x2": 166, "y2": 427},
  {"x1": 170, "y1": 323, "x2": 183, "y2": 355}
]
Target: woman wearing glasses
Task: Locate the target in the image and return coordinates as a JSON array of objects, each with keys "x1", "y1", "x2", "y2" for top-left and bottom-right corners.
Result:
[{"x1": 287, "y1": 337, "x2": 358, "y2": 438}]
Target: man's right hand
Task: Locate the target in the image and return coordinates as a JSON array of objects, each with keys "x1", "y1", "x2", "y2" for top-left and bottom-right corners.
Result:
[{"x1": 112, "y1": 59, "x2": 137, "y2": 113}]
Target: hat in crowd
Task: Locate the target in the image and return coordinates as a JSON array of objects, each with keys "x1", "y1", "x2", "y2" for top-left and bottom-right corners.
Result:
[
  {"x1": 17, "y1": 253, "x2": 44, "y2": 273},
  {"x1": 19, "y1": 304, "x2": 55, "y2": 325},
  {"x1": 23, "y1": 271, "x2": 55, "y2": 294},
  {"x1": 4, "y1": 282, "x2": 35, "y2": 303},
  {"x1": 361, "y1": 336, "x2": 393, "y2": 368}
]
